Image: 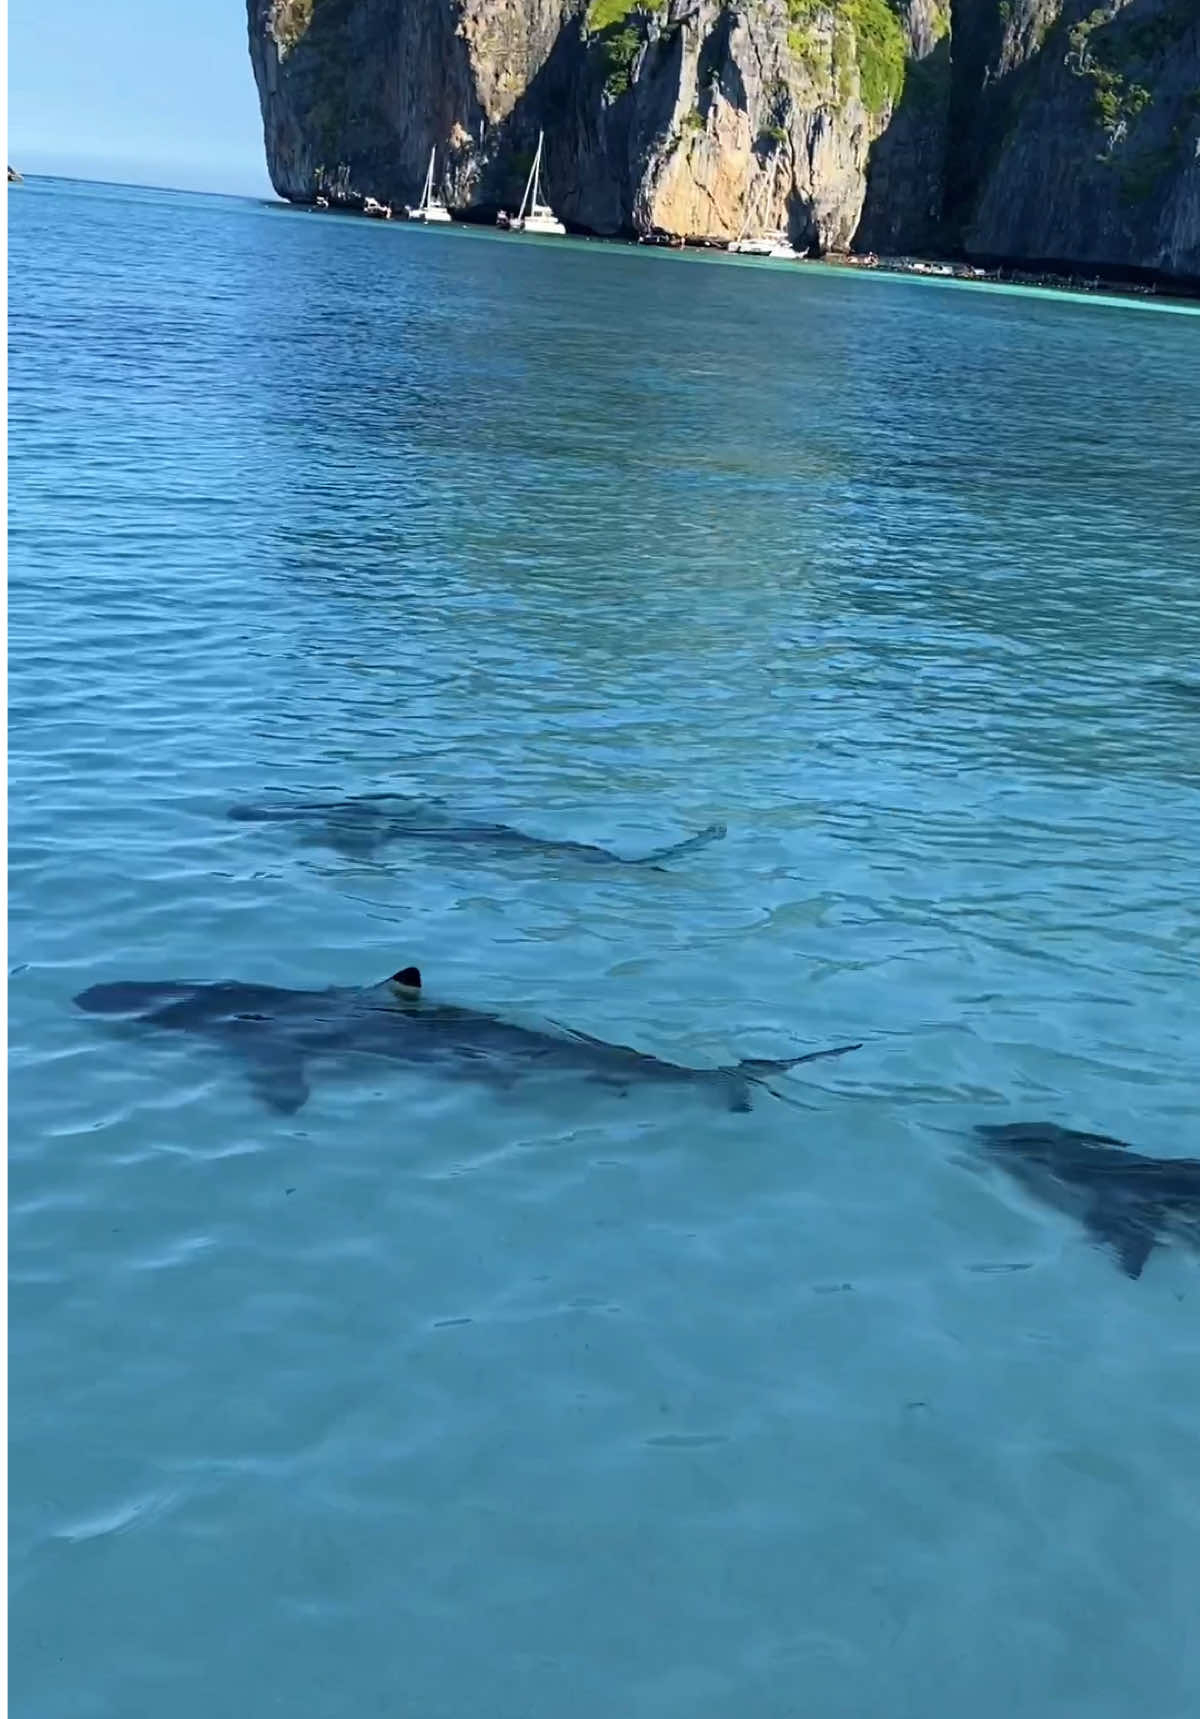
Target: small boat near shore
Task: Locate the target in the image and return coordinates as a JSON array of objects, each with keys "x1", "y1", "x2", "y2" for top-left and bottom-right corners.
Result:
[
  {"x1": 727, "y1": 232, "x2": 799, "y2": 259},
  {"x1": 406, "y1": 148, "x2": 452, "y2": 223},
  {"x1": 727, "y1": 163, "x2": 799, "y2": 259},
  {"x1": 499, "y1": 132, "x2": 565, "y2": 236}
]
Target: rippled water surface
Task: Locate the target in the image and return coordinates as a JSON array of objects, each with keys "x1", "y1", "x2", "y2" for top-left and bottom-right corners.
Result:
[{"x1": 10, "y1": 176, "x2": 1200, "y2": 1717}]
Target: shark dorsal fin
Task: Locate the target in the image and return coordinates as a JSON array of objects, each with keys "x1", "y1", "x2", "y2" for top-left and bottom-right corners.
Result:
[{"x1": 390, "y1": 965, "x2": 422, "y2": 989}]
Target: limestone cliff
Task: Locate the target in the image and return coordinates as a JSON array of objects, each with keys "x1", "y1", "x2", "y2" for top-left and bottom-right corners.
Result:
[
  {"x1": 247, "y1": 0, "x2": 1200, "y2": 280},
  {"x1": 856, "y1": 0, "x2": 951, "y2": 251},
  {"x1": 248, "y1": 0, "x2": 904, "y2": 247},
  {"x1": 953, "y1": 0, "x2": 1200, "y2": 280}
]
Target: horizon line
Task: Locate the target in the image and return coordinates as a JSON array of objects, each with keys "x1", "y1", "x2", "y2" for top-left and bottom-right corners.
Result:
[{"x1": 10, "y1": 163, "x2": 278, "y2": 202}]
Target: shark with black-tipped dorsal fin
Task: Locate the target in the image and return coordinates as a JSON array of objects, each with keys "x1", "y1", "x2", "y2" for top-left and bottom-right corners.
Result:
[
  {"x1": 976, "y1": 1122, "x2": 1200, "y2": 1279},
  {"x1": 228, "y1": 793, "x2": 726, "y2": 869},
  {"x1": 75, "y1": 964, "x2": 860, "y2": 1116}
]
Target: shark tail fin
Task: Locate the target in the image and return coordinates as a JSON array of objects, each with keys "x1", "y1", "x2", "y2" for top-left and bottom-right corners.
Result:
[{"x1": 637, "y1": 822, "x2": 728, "y2": 865}]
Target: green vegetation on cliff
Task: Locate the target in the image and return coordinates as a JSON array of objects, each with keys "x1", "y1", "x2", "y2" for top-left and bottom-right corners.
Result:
[
  {"x1": 784, "y1": 0, "x2": 825, "y2": 82},
  {"x1": 585, "y1": 0, "x2": 646, "y2": 97},
  {"x1": 1068, "y1": 6, "x2": 1151, "y2": 144},
  {"x1": 785, "y1": 0, "x2": 907, "y2": 115},
  {"x1": 585, "y1": 0, "x2": 639, "y2": 28},
  {"x1": 1065, "y1": 0, "x2": 1197, "y2": 198},
  {"x1": 844, "y1": 0, "x2": 907, "y2": 112}
]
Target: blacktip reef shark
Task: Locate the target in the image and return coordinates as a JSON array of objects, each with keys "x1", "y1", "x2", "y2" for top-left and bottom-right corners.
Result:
[
  {"x1": 976, "y1": 1122, "x2": 1200, "y2": 1279},
  {"x1": 227, "y1": 793, "x2": 727, "y2": 869},
  {"x1": 75, "y1": 964, "x2": 861, "y2": 1116}
]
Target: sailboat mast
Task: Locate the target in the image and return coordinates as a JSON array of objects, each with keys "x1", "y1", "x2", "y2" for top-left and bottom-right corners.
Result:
[
  {"x1": 422, "y1": 147, "x2": 435, "y2": 211},
  {"x1": 519, "y1": 131, "x2": 544, "y2": 221},
  {"x1": 531, "y1": 131, "x2": 544, "y2": 211}
]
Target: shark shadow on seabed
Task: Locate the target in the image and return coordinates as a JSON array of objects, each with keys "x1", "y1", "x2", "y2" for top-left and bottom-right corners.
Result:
[{"x1": 75, "y1": 964, "x2": 862, "y2": 1116}]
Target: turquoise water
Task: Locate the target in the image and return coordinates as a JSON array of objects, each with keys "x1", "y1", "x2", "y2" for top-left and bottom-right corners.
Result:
[{"x1": 10, "y1": 175, "x2": 1200, "y2": 1717}]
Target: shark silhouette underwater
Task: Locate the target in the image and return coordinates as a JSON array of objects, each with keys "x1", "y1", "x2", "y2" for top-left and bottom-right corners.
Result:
[
  {"x1": 1151, "y1": 675, "x2": 1200, "y2": 709},
  {"x1": 227, "y1": 794, "x2": 727, "y2": 870},
  {"x1": 976, "y1": 1122, "x2": 1200, "y2": 1279},
  {"x1": 74, "y1": 965, "x2": 861, "y2": 1116}
]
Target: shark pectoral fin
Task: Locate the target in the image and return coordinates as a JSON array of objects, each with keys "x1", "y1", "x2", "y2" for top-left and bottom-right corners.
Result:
[
  {"x1": 740, "y1": 1043, "x2": 863, "y2": 1075},
  {"x1": 324, "y1": 827, "x2": 388, "y2": 861},
  {"x1": 727, "y1": 1043, "x2": 862, "y2": 1112},
  {"x1": 244, "y1": 1048, "x2": 312, "y2": 1115},
  {"x1": 583, "y1": 1071, "x2": 630, "y2": 1091},
  {"x1": 1084, "y1": 1198, "x2": 1159, "y2": 1279},
  {"x1": 638, "y1": 822, "x2": 728, "y2": 866},
  {"x1": 724, "y1": 1075, "x2": 753, "y2": 1113}
]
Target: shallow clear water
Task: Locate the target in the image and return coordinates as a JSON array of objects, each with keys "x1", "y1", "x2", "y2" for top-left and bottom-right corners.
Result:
[{"x1": 9, "y1": 175, "x2": 1200, "y2": 1717}]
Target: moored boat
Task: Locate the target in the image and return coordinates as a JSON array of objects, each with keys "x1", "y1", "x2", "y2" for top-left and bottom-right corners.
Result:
[
  {"x1": 405, "y1": 148, "x2": 452, "y2": 223},
  {"x1": 727, "y1": 232, "x2": 799, "y2": 260},
  {"x1": 501, "y1": 132, "x2": 565, "y2": 236}
]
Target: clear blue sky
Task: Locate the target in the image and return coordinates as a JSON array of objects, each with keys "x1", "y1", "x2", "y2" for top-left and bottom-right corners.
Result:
[{"x1": 9, "y1": 0, "x2": 275, "y2": 196}]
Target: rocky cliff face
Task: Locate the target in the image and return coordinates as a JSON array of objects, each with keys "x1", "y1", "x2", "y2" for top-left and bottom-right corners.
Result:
[
  {"x1": 248, "y1": 0, "x2": 1200, "y2": 280},
  {"x1": 955, "y1": 0, "x2": 1200, "y2": 279},
  {"x1": 855, "y1": 0, "x2": 951, "y2": 251},
  {"x1": 249, "y1": 0, "x2": 903, "y2": 247}
]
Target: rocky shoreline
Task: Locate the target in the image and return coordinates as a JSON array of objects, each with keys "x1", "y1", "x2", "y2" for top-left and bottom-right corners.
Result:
[
  {"x1": 292, "y1": 192, "x2": 1197, "y2": 304},
  {"x1": 826, "y1": 250, "x2": 1196, "y2": 302}
]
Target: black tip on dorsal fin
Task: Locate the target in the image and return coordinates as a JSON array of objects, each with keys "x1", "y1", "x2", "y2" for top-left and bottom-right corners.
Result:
[{"x1": 390, "y1": 965, "x2": 422, "y2": 989}]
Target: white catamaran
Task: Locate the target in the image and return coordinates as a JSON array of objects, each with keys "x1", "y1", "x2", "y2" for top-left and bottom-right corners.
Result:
[
  {"x1": 500, "y1": 131, "x2": 565, "y2": 236},
  {"x1": 726, "y1": 165, "x2": 798, "y2": 258},
  {"x1": 406, "y1": 148, "x2": 452, "y2": 223}
]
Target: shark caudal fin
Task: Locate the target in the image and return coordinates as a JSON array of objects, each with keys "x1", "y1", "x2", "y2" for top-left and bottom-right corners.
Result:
[{"x1": 637, "y1": 823, "x2": 728, "y2": 865}]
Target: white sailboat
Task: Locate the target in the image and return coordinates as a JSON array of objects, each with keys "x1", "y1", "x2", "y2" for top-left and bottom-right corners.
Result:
[
  {"x1": 501, "y1": 131, "x2": 566, "y2": 236},
  {"x1": 726, "y1": 165, "x2": 798, "y2": 258},
  {"x1": 406, "y1": 147, "x2": 452, "y2": 223}
]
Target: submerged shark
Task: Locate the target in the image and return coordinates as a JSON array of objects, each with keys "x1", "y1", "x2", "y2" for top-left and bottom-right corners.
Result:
[
  {"x1": 976, "y1": 1122, "x2": 1200, "y2": 1279},
  {"x1": 75, "y1": 965, "x2": 860, "y2": 1116},
  {"x1": 227, "y1": 794, "x2": 727, "y2": 869},
  {"x1": 1152, "y1": 676, "x2": 1200, "y2": 709}
]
